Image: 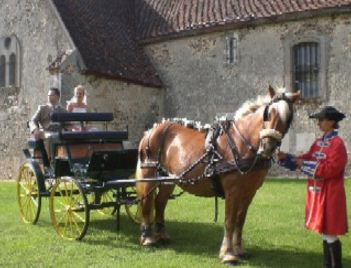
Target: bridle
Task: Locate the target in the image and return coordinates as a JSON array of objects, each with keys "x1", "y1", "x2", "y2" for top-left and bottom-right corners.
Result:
[
  {"x1": 224, "y1": 93, "x2": 293, "y2": 174},
  {"x1": 260, "y1": 93, "x2": 294, "y2": 148}
]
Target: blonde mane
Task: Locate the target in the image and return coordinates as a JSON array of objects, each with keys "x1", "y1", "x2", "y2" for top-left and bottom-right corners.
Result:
[{"x1": 234, "y1": 87, "x2": 286, "y2": 120}]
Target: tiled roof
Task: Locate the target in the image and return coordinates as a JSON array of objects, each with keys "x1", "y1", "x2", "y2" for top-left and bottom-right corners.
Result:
[
  {"x1": 52, "y1": 0, "x2": 162, "y2": 88},
  {"x1": 51, "y1": 0, "x2": 351, "y2": 87},
  {"x1": 135, "y1": 0, "x2": 351, "y2": 40}
]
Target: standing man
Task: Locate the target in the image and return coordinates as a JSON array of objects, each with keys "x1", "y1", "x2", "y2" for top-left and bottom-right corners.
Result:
[
  {"x1": 278, "y1": 106, "x2": 348, "y2": 268},
  {"x1": 29, "y1": 87, "x2": 66, "y2": 167}
]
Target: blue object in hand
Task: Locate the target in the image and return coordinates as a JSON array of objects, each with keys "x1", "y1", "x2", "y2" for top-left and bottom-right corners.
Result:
[{"x1": 278, "y1": 153, "x2": 297, "y2": 171}]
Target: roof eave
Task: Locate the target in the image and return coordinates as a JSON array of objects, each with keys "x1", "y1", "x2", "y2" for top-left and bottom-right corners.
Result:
[{"x1": 138, "y1": 6, "x2": 351, "y2": 45}]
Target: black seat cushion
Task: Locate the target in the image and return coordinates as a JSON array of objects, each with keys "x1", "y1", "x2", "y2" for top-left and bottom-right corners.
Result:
[
  {"x1": 51, "y1": 112, "x2": 114, "y2": 122},
  {"x1": 60, "y1": 131, "x2": 128, "y2": 141}
]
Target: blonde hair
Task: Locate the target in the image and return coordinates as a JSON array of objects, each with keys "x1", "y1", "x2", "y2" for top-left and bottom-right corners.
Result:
[{"x1": 68, "y1": 84, "x2": 87, "y2": 105}]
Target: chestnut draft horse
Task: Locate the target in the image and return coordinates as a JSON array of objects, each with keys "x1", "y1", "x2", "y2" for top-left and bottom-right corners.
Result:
[{"x1": 136, "y1": 86, "x2": 300, "y2": 265}]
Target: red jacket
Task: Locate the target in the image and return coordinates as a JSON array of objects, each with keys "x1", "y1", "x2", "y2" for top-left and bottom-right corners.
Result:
[{"x1": 298, "y1": 131, "x2": 348, "y2": 235}]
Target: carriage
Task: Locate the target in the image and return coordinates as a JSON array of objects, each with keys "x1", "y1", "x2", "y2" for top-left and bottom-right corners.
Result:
[
  {"x1": 16, "y1": 112, "x2": 159, "y2": 240},
  {"x1": 17, "y1": 87, "x2": 300, "y2": 265}
]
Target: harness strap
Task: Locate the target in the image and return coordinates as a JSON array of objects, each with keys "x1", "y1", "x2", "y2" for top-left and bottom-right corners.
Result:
[
  {"x1": 231, "y1": 120, "x2": 257, "y2": 153},
  {"x1": 140, "y1": 123, "x2": 174, "y2": 173}
]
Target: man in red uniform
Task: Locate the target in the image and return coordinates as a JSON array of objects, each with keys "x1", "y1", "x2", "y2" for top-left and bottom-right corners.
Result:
[{"x1": 279, "y1": 106, "x2": 348, "y2": 268}]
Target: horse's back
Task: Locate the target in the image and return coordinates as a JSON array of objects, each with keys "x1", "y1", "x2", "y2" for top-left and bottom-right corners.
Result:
[{"x1": 137, "y1": 122, "x2": 217, "y2": 196}]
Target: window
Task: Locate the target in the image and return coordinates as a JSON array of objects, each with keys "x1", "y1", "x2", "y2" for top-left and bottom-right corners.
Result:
[
  {"x1": 9, "y1": 54, "x2": 16, "y2": 86},
  {"x1": 0, "y1": 35, "x2": 20, "y2": 87},
  {"x1": 292, "y1": 42, "x2": 319, "y2": 98},
  {"x1": 0, "y1": 55, "x2": 5, "y2": 87},
  {"x1": 225, "y1": 34, "x2": 238, "y2": 64},
  {"x1": 4, "y1": 37, "x2": 11, "y2": 49},
  {"x1": 284, "y1": 33, "x2": 329, "y2": 100}
]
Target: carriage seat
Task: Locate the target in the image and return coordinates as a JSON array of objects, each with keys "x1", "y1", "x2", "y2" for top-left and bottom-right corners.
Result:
[
  {"x1": 51, "y1": 112, "x2": 114, "y2": 123},
  {"x1": 59, "y1": 131, "x2": 128, "y2": 142}
]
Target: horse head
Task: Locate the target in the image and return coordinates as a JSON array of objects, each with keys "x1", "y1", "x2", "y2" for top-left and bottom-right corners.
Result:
[{"x1": 257, "y1": 85, "x2": 300, "y2": 158}]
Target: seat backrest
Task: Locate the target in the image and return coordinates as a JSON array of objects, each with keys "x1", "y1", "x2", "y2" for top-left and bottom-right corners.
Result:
[{"x1": 51, "y1": 112, "x2": 114, "y2": 122}]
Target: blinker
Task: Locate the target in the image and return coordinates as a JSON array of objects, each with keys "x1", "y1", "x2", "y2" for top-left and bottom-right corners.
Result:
[{"x1": 263, "y1": 105, "x2": 269, "y2": 121}]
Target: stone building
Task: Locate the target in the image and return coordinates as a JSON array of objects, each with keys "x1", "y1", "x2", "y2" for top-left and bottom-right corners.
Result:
[{"x1": 1, "y1": 0, "x2": 351, "y2": 178}]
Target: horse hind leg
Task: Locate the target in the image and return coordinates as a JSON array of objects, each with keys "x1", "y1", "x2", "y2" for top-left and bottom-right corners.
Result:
[
  {"x1": 154, "y1": 183, "x2": 175, "y2": 244},
  {"x1": 136, "y1": 164, "x2": 158, "y2": 247}
]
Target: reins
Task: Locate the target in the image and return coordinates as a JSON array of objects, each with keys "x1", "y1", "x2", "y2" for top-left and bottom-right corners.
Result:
[{"x1": 225, "y1": 120, "x2": 260, "y2": 175}]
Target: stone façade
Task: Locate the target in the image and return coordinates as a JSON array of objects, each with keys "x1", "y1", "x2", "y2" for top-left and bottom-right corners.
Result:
[{"x1": 1, "y1": 0, "x2": 351, "y2": 178}]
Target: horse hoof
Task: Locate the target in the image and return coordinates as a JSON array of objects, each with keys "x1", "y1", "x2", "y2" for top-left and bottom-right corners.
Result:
[
  {"x1": 140, "y1": 236, "x2": 157, "y2": 247},
  {"x1": 222, "y1": 254, "x2": 240, "y2": 266}
]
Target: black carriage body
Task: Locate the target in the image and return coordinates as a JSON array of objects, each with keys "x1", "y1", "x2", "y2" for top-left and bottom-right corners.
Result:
[
  {"x1": 25, "y1": 112, "x2": 138, "y2": 184},
  {"x1": 19, "y1": 112, "x2": 142, "y2": 239}
]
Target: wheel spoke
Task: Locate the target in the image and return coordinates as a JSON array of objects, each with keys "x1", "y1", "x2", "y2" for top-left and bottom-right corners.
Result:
[
  {"x1": 19, "y1": 182, "x2": 29, "y2": 193},
  {"x1": 72, "y1": 218, "x2": 83, "y2": 235},
  {"x1": 57, "y1": 210, "x2": 68, "y2": 224},
  {"x1": 72, "y1": 211, "x2": 85, "y2": 222},
  {"x1": 30, "y1": 194, "x2": 39, "y2": 208}
]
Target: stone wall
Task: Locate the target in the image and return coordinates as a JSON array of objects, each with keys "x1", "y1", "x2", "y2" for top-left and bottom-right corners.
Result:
[
  {"x1": 0, "y1": 87, "x2": 29, "y2": 178},
  {"x1": 0, "y1": 0, "x2": 163, "y2": 178},
  {"x1": 0, "y1": 0, "x2": 73, "y2": 178},
  {"x1": 1, "y1": 0, "x2": 351, "y2": 178},
  {"x1": 145, "y1": 14, "x2": 351, "y2": 175}
]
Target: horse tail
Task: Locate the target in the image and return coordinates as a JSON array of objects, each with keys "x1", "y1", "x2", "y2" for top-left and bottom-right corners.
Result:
[
  {"x1": 136, "y1": 131, "x2": 151, "y2": 180},
  {"x1": 135, "y1": 122, "x2": 171, "y2": 180}
]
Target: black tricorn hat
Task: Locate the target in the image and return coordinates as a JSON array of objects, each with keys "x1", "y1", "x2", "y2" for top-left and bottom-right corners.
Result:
[{"x1": 309, "y1": 106, "x2": 346, "y2": 122}]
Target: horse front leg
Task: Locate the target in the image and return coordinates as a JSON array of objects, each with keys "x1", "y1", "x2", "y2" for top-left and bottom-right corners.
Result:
[
  {"x1": 233, "y1": 172, "x2": 266, "y2": 258},
  {"x1": 220, "y1": 187, "x2": 241, "y2": 265},
  {"x1": 232, "y1": 202, "x2": 250, "y2": 258},
  {"x1": 154, "y1": 184, "x2": 175, "y2": 244}
]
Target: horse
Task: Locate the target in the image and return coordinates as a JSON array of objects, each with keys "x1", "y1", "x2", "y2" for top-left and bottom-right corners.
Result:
[{"x1": 135, "y1": 85, "x2": 300, "y2": 265}]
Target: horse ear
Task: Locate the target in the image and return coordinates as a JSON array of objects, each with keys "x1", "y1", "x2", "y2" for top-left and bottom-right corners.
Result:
[
  {"x1": 268, "y1": 84, "x2": 275, "y2": 98},
  {"x1": 285, "y1": 90, "x2": 301, "y2": 103}
]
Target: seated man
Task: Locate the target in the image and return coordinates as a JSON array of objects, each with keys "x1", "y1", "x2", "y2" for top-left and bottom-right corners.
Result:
[{"x1": 29, "y1": 87, "x2": 66, "y2": 167}]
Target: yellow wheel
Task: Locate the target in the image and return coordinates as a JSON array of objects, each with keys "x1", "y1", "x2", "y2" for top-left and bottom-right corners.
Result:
[
  {"x1": 17, "y1": 163, "x2": 41, "y2": 224},
  {"x1": 89, "y1": 190, "x2": 115, "y2": 216},
  {"x1": 99, "y1": 190, "x2": 115, "y2": 215},
  {"x1": 49, "y1": 178, "x2": 89, "y2": 240},
  {"x1": 125, "y1": 187, "x2": 155, "y2": 224}
]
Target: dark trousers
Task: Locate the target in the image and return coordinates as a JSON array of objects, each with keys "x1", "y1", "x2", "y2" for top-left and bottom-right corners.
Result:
[
  {"x1": 37, "y1": 139, "x2": 50, "y2": 167},
  {"x1": 323, "y1": 240, "x2": 342, "y2": 268}
]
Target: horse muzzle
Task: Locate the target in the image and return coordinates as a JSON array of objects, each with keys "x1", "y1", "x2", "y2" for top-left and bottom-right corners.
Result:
[{"x1": 258, "y1": 129, "x2": 283, "y2": 159}]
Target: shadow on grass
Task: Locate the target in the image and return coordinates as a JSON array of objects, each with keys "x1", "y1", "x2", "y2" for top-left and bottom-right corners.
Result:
[{"x1": 84, "y1": 215, "x2": 351, "y2": 268}]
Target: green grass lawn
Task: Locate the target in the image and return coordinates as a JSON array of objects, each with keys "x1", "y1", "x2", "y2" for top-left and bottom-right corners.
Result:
[{"x1": 0, "y1": 179, "x2": 350, "y2": 267}]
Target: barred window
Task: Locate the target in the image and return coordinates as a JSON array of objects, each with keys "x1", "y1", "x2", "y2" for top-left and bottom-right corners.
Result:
[
  {"x1": 292, "y1": 42, "x2": 319, "y2": 98},
  {"x1": 0, "y1": 55, "x2": 5, "y2": 87},
  {"x1": 225, "y1": 34, "x2": 238, "y2": 64}
]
